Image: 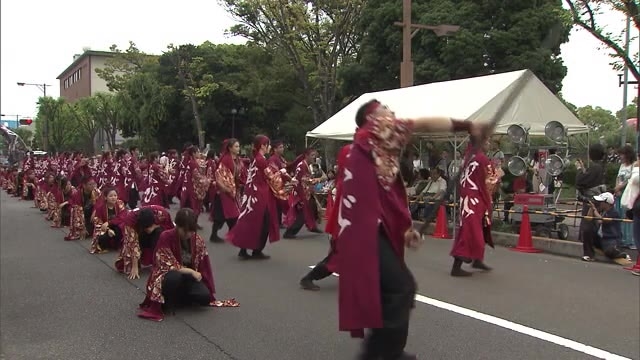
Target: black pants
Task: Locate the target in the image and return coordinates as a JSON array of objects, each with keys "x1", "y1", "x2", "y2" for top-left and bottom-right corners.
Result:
[
  {"x1": 97, "y1": 224, "x2": 123, "y2": 250},
  {"x1": 581, "y1": 221, "x2": 628, "y2": 259},
  {"x1": 284, "y1": 200, "x2": 318, "y2": 236},
  {"x1": 241, "y1": 213, "x2": 270, "y2": 253},
  {"x1": 83, "y1": 205, "x2": 94, "y2": 235},
  {"x1": 140, "y1": 228, "x2": 162, "y2": 252},
  {"x1": 128, "y1": 187, "x2": 139, "y2": 209},
  {"x1": 305, "y1": 252, "x2": 334, "y2": 281},
  {"x1": 211, "y1": 194, "x2": 238, "y2": 236},
  {"x1": 161, "y1": 271, "x2": 210, "y2": 311},
  {"x1": 361, "y1": 230, "x2": 417, "y2": 360}
]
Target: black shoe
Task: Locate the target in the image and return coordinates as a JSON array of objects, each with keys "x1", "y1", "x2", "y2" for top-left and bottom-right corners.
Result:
[
  {"x1": 300, "y1": 278, "x2": 320, "y2": 291},
  {"x1": 309, "y1": 228, "x2": 323, "y2": 234},
  {"x1": 472, "y1": 260, "x2": 492, "y2": 271},
  {"x1": 251, "y1": 251, "x2": 271, "y2": 260},
  {"x1": 209, "y1": 234, "x2": 224, "y2": 243},
  {"x1": 238, "y1": 249, "x2": 251, "y2": 260},
  {"x1": 283, "y1": 233, "x2": 296, "y2": 239}
]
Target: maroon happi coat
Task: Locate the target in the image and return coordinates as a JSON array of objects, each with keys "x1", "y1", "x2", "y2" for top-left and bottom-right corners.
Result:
[
  {"x1": 284, "y1": 160, "x2": 317, "y2": 229},
  {"x1": 227, "y1": 154, "x2": 285, "y2": 248},
  {"x1": 90, "y1": 198, "x2": 127, "y2": 253},
  {"x1": 111, "y1": 205, "x2": 175, "y2": 274},
  {"x1": 140, "y1": 229, "x2": 216, "y2": 307},
  {"x1": 268, "y1": 153, "x2": 290, "y2": 213},
  {"x1": 141, "y1": 163, "x2": 168, "y2": 207},
  {"x1": 117, "y1": 157, "x2": 134, "y2": 203},
  {"x1": 450, "y1": 146, "x2": 501, "y2": 261},
  {"x1": 323, "y1": 144, "x2": 352, "y2": 274},
  {"x1": 213, "y1": 153, "x2": 242, "y2": 219},
  {"x1": 337, "y1": 115, "x2": 415, "y2": 338}
]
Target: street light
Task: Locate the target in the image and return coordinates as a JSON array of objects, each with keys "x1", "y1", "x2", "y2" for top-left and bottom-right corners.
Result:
[
  {"x1": 394, "y1": 0, "x2": 460, "y2": 87},
  {"x1": 231, "y1": 108, "x2": 245, "y2": 138},
  {"x1": 17, "y1": 82, "x2": 51, "y2": 151}
]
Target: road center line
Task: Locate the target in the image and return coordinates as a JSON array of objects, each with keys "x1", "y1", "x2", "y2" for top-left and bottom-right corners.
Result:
[{"x1": 307, "y1": 266, "x2": 630, "y2": 360}]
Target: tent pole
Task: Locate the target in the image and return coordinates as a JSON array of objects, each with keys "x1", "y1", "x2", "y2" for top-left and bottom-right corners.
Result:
[{"x1": 452, "y1": 135, "x2": 458, "y2": 240}]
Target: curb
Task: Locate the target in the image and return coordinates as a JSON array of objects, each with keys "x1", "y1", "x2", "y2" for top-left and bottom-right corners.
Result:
[{"x1": 414, "y1": 222, "x2": 627, "y2": 263}]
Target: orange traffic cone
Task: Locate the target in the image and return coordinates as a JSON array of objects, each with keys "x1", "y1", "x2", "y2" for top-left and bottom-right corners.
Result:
[
  {"x1": 324, "y1": 193, "x2": 333, "y2": 220},
  {"x1": 431, "y1": 205, "x2": 451, "y2": 239},
  {"x1": 510, "y1": 205, "x2": 542, "y2": 253}
]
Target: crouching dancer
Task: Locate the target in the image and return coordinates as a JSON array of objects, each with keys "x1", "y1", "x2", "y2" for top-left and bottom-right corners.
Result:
[{"x1": 138, "y1": 208, "x2": 238, "y2": 321}]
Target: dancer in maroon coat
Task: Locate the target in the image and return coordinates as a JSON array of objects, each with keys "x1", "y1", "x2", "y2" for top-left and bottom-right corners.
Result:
[
  {"x1": 267, "y1": 140, "x2": 290, "y2": 227},
  {"x1": 300, "y1": 143, "x2": 351, "y2": 290},
  {"x1": 209, "y1": 139, "x2": 244, "y2": 242},
  {"x1": 450, "y1": 140, "x2": 503, "y2": 276},
  {"x1": 283, "y1": 148, "x2": 323, "y2": 238},
  {"x1": 227, "y1": 135, "x2": 288, "y2": 259},
  {"x1": 336, "y1": 99, "x2": 486, "y2": 359}
]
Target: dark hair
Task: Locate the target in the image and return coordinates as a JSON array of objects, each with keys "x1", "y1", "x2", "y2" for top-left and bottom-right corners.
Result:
[
  {"x1": 137, "y1": 208, "x2": 155, "y2": 229},
  {"x1": 355, "y1": 99, "x2": 380, "y2": 128},
  {"x1": 148, "y1": 151, "x2": 159, "y2": 163},
  {"x1": 129, "y1": 146, "x2": 138, "y2": 153},
  {"x1": 115, "y1": 149, "x2": 127, "y2": 160},
  {"x1": 102, "y1": 187, "x2": 117, "y2": 197},
  {"x1": 617, "y1": 145, "x2": 637, "y2": 164},
  {"x1": 174, "y1": 208, "x2": 199, "y2": 232},
  {"x1": 418, "y1": 168, "x2": 429, "y2": 179},
  {"x1": 588, "y1": 144, "x2": 605, "y2": 162},
  {"x1": 207, "y1": 150, "x2": 216, "y2": 159}
]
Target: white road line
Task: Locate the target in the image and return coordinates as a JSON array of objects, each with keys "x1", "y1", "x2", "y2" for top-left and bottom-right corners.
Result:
[{"x1": 307, "y1": 266, "x2": 631, "y2": 360}]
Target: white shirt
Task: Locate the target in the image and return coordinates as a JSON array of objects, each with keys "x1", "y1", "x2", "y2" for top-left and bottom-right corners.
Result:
[{"x1": 419, "y1": 177, "x2": 447, "y2": 197}]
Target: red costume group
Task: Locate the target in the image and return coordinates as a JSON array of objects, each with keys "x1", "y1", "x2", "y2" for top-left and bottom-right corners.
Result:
[{"x1": 1, "y1": 104, "x2": 499, "y2": 359}]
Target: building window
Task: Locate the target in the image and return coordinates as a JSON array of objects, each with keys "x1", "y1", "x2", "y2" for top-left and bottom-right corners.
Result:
[{"x1": 78, "y1": 68, "x2": 82, "y2": 80}]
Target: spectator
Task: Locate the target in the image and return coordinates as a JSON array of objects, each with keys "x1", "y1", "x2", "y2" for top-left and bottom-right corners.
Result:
[
  {"x1": 614, "y1": 145, "x2": 637, "y2": 249},
  {"x1": 410, "y1": 168, "x2": 447, "y2": 221},
  {"x1": 581, "y1": 192, "x2": 631, "y2": 262}
]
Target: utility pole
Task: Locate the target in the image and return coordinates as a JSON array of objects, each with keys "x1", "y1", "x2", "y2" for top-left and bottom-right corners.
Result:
[
  {"x1": 620, "y1": 15, "x2": 632, "y2": 147},
  {"x1": 17, "y1": 82, "x2": 51, "y2": 151},
  {"x1": 394, "y1": 0, "x2": 460, "y2": 88}
]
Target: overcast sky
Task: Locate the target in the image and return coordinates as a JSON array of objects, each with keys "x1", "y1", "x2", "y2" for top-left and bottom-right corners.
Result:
[{"x1": 1, "y1": 0, "x2": 637, "y2": 121}]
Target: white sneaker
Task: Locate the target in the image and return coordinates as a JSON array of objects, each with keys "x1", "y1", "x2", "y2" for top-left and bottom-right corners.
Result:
[{"x1": 582, "y1": 256, "x2": 595, "y2": 262}]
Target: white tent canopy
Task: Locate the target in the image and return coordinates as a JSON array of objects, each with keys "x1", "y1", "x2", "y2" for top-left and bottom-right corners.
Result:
[{"x1": 306, "y1": 69, "x2": 588, "y2": 141}]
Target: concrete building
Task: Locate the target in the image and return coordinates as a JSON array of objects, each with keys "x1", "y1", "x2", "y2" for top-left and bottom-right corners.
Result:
[
  {"x1": 56, "y1": 50, "x2": 127, "y2": 151},
  {"x1": 56, "y1": 50, "x2": 115, "y2": 103}
]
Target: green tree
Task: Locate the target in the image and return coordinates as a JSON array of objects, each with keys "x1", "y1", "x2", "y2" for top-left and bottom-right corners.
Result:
[
  {"x1": 95, "y1": 41, "x2": 159, "y2": 92},
  {"x1": 13, "y1": 127, "x2": 33, "y2": 148},
  {"x1": 340, "y1": 0, "x2": 572, "y2": 97},
  {"x1": 221, "y1": 0, "x2": 366, "y2": 124},
  {"x1": 616, "y1": 96, "x2": 638, "y2": 120},
  {"x1": 564, "y1": 0, "x2": 639, "y2": 82},
  {"x1": 36, "y1": 97, "x2": 82, "y2": 153},
  {"x1": 577, "y1": 105, "x2": 619, "y2": 132},
  {"x1": 165, "y1": 43, "x2": 220, "y2": 149},
  {"x1": 68, "y1": 97, "x2": 100, "y2": 154},
  {"x1": 90, "y1": 92, "x2": 124, "y2": 150}
]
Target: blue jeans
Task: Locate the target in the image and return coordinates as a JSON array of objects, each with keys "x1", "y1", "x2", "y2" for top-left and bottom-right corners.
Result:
[
  {"x1": 423, "y1": 204, "x2": 436, "y2": 221},
  {"x1": 615, "y1": 197, "x2": 633, "y2": 247}
]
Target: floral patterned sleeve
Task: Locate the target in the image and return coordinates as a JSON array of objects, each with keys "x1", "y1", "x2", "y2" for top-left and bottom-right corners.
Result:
[
  {"x1": 371, "y1": 115, "x2": 415, "y2": 151},
  {"x1": 264, "y1": 161, "x2": 288, "y2": 200},
  {"x1": 215, "y1": 166, "x2": 236, "y2": 197}
]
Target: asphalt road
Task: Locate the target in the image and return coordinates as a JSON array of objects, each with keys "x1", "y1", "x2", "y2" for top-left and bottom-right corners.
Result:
[{"x1": 1, "y1": 192, "x2": 639, "y2": 360}]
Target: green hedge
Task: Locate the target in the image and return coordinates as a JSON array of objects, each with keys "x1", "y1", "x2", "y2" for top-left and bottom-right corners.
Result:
[{"x1": 561, "y1": 162, "x2": 619, "y2": 190}]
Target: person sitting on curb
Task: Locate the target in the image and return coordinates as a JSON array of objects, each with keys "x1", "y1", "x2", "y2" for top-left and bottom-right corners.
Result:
[{"x1": 581, "y1": 192, "x2": 631, "y2": 263}]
